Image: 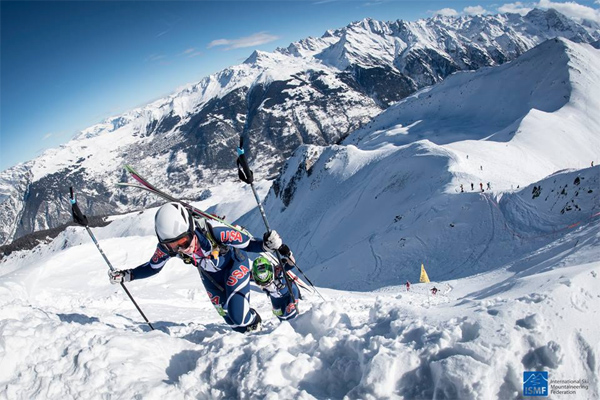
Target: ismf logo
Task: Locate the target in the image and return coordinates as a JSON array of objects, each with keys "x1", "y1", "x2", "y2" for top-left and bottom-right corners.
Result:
[
  {"x1": 220, "y1": 230, "x2": 243, "y2": 243},
  {"x1": 523, "y1": 371, "x2": 548, "y2": 397},
  {"x1": 152, "y1": 247, "x2": 167, "y2": 263}
]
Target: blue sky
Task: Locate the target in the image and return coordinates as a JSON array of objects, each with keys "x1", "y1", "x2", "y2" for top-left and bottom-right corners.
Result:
[{"x1": 1, "y1": 0, "x2": 599, "y2": 171}]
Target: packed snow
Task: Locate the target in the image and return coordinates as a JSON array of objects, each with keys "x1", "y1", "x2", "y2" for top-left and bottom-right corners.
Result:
[
  {"x1": 1, "y1": 39, "x2": 599, "y2": 400},
  {"x1": 0, "y1": 172, "x2": 598, "y2": 398}
]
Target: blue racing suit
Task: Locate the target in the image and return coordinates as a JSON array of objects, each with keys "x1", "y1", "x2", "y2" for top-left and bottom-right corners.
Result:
[{"x1": 129, "y1": 220, "x2": 266, "y2": 333}]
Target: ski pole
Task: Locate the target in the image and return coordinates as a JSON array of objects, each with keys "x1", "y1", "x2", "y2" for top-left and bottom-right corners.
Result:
[
  {"x1": 236, "y1": 138, "x2": 297, "y2": 306},
  {"x1": 282, "y1": 258, "x2": 326, "y2": 301},
  {"x1": 69, "y1": 187, "x2": 155, "y2": 331},
  {"x1": 236, "y1": 139, "x2": 326, "y2": 301}
]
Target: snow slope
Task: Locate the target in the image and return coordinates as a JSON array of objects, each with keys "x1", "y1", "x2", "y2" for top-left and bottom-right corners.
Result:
[
  {"x1": 1, "y1": 32, "x2": 599, "y2": 400},
  {"x1": 238, "y1": 39, "x2": 599, "y2": 291},
  {"x1": 345, "y1": 38, "x2": 600, "y2": 187},
  {"x1": 0, "y1": 173, "x2": 598, "y2": 399}
]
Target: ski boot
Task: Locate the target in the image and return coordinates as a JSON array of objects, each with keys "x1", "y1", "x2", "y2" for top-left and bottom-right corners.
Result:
[{"x1": 245, "y1": 310, "x2": 262, "y2": 333}]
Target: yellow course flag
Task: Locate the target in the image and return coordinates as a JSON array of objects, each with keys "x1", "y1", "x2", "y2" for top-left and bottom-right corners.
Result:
[{"x1": 419, "y1": 263, "x2": 430, "y2": 283}]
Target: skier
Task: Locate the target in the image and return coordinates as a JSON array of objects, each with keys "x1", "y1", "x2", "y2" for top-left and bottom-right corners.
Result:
[
  {"x1": 251, "y1": 252, "x2": 300, "y2": 321},
  {"x1": 471, "y1": 183, "x2": 474, "y2": 190},
  {"x1": 431, "y1": 287, "x2": 438, "y2": 295},
  {"x1": 486, "y1": 182, "x2": 491, "y2": 190},
  {"x1": 406, "y1": 281, "x2": 411, "y2": 291},
  {"x1": 460, "y1": 184, "x2": 464, "y2": 193},
  {"x1": 108, "y1": 202, "x2": 291, "y2": 333},
  {"x1": 480, "y1": 182, "x2": 484, "y2": 192}
]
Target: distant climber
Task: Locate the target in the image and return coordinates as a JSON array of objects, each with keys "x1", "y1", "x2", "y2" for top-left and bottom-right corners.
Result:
[
  {"x1": 431, "y1": 287, "x2": 438, "y2": 295},
  {"x1": 480, "y1": 182, "x2": 484, "y2": 192},
  {"x1": 460, "y1": 184, "x2": 464, "y2": 193},
  {"x1": 471, "y1": 183, "x2": 474, "y2": 190},
  {"x1": 406, "y1": 281, "x2": 411, "y2": 291},
  {"x1": 487, "y1": 182, "x2": 491, "y2": 190}
]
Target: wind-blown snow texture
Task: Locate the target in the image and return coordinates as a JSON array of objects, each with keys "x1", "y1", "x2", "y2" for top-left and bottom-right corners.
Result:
[
  {"x1": 0, "y1": 170, "x2": 598, "y2": 399},
  {"x1": 1, "y1": 34, "x2": 599, "y2": 399},
  {"x1": 1, "y1": 9, "x2": 599, "y2": 246}
]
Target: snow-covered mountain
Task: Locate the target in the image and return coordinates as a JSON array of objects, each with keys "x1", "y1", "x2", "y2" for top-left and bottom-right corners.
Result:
[
  {"x1": 1, "y1": 8, "x2": 599, "y2": 246},
  {"x1": 1, "y1": 25, "x2": 599, "y2": 400},
  {"x1": 238, "y1": 37, "x2": 599, "y2": 291}
]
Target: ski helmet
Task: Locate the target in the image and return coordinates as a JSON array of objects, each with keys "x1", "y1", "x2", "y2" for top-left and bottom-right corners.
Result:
[
  {"x1": 155, "y1": 202, "x2": 194, "y2": 244},
  {"x1": 252, "y1": 256, "x2": 274, "y2": 286}
]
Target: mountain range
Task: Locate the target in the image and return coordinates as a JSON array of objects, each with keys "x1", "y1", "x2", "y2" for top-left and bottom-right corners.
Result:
[{"x1": 1, "y1": 8, "x2": 599, "y2": 246}]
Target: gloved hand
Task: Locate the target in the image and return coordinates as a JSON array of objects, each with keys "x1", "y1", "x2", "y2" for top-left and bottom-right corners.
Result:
[
  {"x1": 279, "y1": 244, "x2": 296, "y2": 265},
  {"x1": 108, "y1": 269, "x2": 131, "y2": 284},
  {"x1": 263, "y1": 230, "x2": 283, "y2": 251}
]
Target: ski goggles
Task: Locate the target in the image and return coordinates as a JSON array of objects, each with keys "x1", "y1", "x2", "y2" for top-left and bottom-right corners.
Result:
[{"x1": 161, "y1": 232, "x2": 194, "y2": 253}]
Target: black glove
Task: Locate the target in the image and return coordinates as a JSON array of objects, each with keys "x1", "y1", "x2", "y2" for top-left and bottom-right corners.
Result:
[
  {"x1": 279, "y1": 244, "x2": 291, "y2": 257},
  {"x1": 278, "y1": 244, "x2": 295, "y2": 265}
]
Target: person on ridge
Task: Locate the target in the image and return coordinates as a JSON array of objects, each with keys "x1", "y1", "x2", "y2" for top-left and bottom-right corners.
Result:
[
  {"x1": 406, "y1": 281, "x2": 411, "y2": 291},
  {"x1": 108, "y1": 202, "x2": 293, "y2": 333},
  {"x1": 251, "y1": 252, "x2": 300, "y2": 321}
]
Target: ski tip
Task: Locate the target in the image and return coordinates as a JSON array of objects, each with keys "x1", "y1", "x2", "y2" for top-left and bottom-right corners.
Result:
[{"x1": 116, "y1": 182, "x2": 147, "y2": 190}]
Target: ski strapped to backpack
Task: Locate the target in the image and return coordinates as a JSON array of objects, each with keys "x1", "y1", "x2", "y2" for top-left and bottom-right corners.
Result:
[
  {"x1": 118, "y1": 164, "x2": 251, "y2": 236},
  {"x1": 69, "y1": 187, "x2": 155, "y2": 331}
]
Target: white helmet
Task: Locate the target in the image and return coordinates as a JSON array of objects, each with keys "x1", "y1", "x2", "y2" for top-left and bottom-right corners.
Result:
[{"x1": 155, "y1": 202, "x2": 194, "y2": 243}]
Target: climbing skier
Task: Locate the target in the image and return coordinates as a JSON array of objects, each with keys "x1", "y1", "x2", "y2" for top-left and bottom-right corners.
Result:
[
  {"x1": 108, "y1": 202, "x2": 291, "y2": 333},
  {"x1": 406, "y1": 281, "x2": 411, "y2": 291},
  {"x1": 251, "y1": 252, "x2": 300, "y2": 321}
]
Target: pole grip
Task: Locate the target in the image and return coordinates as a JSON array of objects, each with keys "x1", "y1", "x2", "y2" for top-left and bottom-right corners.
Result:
[
  {"x1": 69, "y1": 187, "x2": 89, "y2": 226},
  {"x1": 237, "y1": 137, "x2": 254, "y2": 184}
]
